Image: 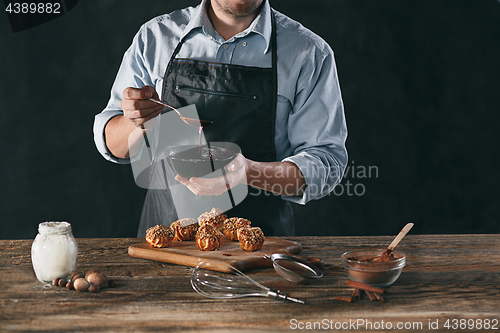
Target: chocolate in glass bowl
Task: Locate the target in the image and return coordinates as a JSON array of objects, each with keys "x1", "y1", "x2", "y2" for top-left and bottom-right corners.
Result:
[
  {"x1": 341, "y1": 249, "x2": 406, "y2": 288},
  {"x1": 164, "y1": 145, "x2": 236, "y2": 178}
]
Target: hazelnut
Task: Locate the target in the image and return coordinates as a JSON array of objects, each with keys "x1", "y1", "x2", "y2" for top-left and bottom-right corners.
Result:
[
  {"x1": 66, "y1": 282, "x2": 74, "y2": 290},
  {"x1": 52, "y1": 278, "x2": 61, "y2": 286},
  {"x1": 71, "y1": 272, "x2": 84, "y2": 283},
  {"x1": 85, "y1": 269, "x2": 99, "y2": 280},
  {"x1": 88, "y1": 284, "x2": 99, "y2": 293},
  {"x1": 74, "y1": 278, "x2": 89, "y2": 292},
  {"x1": 58, "y1": 278, "x2": 67, "y2": 287},
  {"x1": 70, "y1": 270, "x2": 83, "y2": 280},
  {"x1": 86, "y1": 271, "x2": 108, "y2": 288}
]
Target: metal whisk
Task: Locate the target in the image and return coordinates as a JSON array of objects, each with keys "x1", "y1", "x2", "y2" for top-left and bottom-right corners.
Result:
[{"x1": 191, "y1": 261, "x2": 305, "y2": 304}]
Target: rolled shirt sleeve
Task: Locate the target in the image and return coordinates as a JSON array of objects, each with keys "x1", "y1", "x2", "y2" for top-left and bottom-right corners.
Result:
[
  {"x1": 93, "y1": 26, "x2": 155, "y2": 165},
  {"x1": 281, "y1": 46, "x2": 348, "y2": 205}
]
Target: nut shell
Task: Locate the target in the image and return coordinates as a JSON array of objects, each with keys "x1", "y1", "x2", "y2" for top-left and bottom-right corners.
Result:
[
  {"x1": 74, "y1": 278, "x2": 89, "y2": 292},
  {"x1": 85, "y1": 269, "x2": 98, "y2": 280},
  {"x1": 88, "y1": 284, "x2": 99, "y2": 293},
  {"x1": 70, "y1": 270, "x2": 84, "y2": 281},
  {"x1": 71, "y1": 273, "x2": 84, "y2": 283},
  {"x1": 86, "y1": 272, "x2": 108, "y2": 288}
]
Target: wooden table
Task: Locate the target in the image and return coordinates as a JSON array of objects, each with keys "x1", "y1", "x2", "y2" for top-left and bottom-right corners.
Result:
[{"x1": 1, "y1": 235, "x2": 499, "y2": 332}]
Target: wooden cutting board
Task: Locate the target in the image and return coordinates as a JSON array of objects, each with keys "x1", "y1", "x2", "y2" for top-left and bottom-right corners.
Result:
[{"x1": 128, "y1": 237, "x2": 302, "y2": 272}]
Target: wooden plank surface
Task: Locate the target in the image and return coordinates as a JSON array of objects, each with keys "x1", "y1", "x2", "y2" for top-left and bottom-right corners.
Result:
[
  {"x1": 128, "y1": 237, "x2": 302, "y2": 272},
  {"x1": 1, "y1": 235, "x2": 499, "y2": 332}
]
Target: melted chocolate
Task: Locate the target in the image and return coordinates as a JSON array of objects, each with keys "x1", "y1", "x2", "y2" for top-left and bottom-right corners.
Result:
[{"x1": 173, "y1": 146, "x2": 233, "y2": 162}]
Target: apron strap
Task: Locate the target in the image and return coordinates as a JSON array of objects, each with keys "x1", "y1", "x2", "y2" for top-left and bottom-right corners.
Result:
[{"x1": 270, "y1": 9, "x2": 278, "y2": 160}]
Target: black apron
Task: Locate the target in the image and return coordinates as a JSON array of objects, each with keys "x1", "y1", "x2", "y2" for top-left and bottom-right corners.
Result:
[{"x1": 138, "y1": 11, "x2": 294, "y2": 237}]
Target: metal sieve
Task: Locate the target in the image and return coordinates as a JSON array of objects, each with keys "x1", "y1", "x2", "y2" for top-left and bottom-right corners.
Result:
[{"x1": 264, "y1": 254, "x2": 324, "y2": 284}]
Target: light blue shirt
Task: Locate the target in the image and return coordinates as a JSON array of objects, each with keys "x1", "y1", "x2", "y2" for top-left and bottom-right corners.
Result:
[{"x1": 93, "y1": 0, "x2": 348, "y2": 205}]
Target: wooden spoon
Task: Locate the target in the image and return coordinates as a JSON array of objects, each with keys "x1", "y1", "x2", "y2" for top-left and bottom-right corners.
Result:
[{"x1": 373, "y1": 222, "x2": 414, "y2": 262}]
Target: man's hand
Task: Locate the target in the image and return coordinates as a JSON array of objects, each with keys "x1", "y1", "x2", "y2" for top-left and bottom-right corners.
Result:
[
  {"x1": 105, "y1": 86, "x2": 163, "y2": 159},
  {"x1": 174, "y1": 154, "x2": 249, "y2": 196},
  {"x1": 174, "y1": 154, "x2": 307, "y2": 197},
  {"x1": 120, "y1": 86, "x2": 163, "y2": 128}
]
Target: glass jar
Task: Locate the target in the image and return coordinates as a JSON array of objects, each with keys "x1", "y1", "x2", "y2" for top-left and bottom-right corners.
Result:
[{"x1": 31, "y1": 221, "x2": 78, "y2": 283}]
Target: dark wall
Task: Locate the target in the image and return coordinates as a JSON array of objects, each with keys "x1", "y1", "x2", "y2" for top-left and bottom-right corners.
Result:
[{"x1": 1, "y1": 0, "x2": 499, "y2": 239}]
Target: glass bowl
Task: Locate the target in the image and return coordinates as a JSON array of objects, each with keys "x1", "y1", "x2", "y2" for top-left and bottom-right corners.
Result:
[
  {"x1": 164, "y1": 145, "x2": 235, "y2": 178},
  {"x1": 341, "y1": 249, "x2": 406, "y2": 287}
]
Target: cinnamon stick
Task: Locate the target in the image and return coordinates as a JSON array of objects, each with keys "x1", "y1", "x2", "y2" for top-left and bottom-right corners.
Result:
[
  {"x1": 365, "y1": 290, "x2": 376, "y2": 301},
  {"x1": 346, "y1": 280, "x2": 386, "y2": 294},
  {"x1": 351, "y1": 289, "x2": 358, "y2": 300},
  {"x1": 335, "y1": 296, "x2": 353, "y2": 303},
  {"x1": 373, "y1": 292, "x2": 385, "y2": 303}
]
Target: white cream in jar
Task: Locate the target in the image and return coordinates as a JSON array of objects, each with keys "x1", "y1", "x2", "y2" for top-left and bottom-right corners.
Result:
[{"x1": 31, "y1": 221, "x2": 78, "y2": 283}]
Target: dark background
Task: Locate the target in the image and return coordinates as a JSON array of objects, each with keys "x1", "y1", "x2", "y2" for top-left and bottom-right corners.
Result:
[{"x1": 1, "y1": 0, "x2": 499, "y2": 240}]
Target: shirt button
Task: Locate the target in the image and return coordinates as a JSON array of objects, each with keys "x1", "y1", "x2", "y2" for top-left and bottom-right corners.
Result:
[
  {"x1": 223, "y1": 44, "x2": 229, "y2": 50},
  {"x1": 242, "y1": 42, "x2": 247, "y2": 46}
]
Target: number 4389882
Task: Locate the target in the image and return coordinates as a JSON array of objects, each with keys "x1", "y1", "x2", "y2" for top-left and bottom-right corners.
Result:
[
  {"x1": 5, "y1": 3, "x2": 61, "y2": 14},
  {"x1": 444, "y1": 318, "x2": 498, "y2": 330}
]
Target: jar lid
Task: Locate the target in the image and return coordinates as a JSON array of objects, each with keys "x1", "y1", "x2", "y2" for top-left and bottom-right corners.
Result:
[{"x1": 38, "y1": 221, "x2": 72, "y2": 235}]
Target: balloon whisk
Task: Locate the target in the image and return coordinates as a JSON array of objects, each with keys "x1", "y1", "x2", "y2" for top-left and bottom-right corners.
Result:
[{"x1": 191, "y1": 261, "x2": 305, "y2": 304}]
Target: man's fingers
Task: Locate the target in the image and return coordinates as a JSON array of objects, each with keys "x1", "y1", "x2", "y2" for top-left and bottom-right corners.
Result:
[
  {"x1": 175, "y1": 153, "x2": 248, "y2": 196},
  {"x1": 175, "y1": 174, "x2": 189, "y2": 185},
  {"x1": 122, "y1": 87, "x2": 150, "y2": 100},
  {"x1": 174, "y1": 155, "x2": 246, "y2": 196},
  {"x1": 121, "y1": 86, "x2": 162, "y2": 127},
  {"x1": 227, "y1": 162, "x2": 238, "y2": 172},
  {"x1": 122, "y1": 86, "x2": 157, "y2": 100},
  {"x1": 226, "y1": 154, "x2": 244, "y2": 172},
  {"x1": 123, "y1": 100, "x2": 162, "y2": 116},
  {"x1": 141, "y1": 107, "x2": 163, "y2": 123},
  {"x1": 189, "y1": 177, "x2": 215, "y2": 189}
]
